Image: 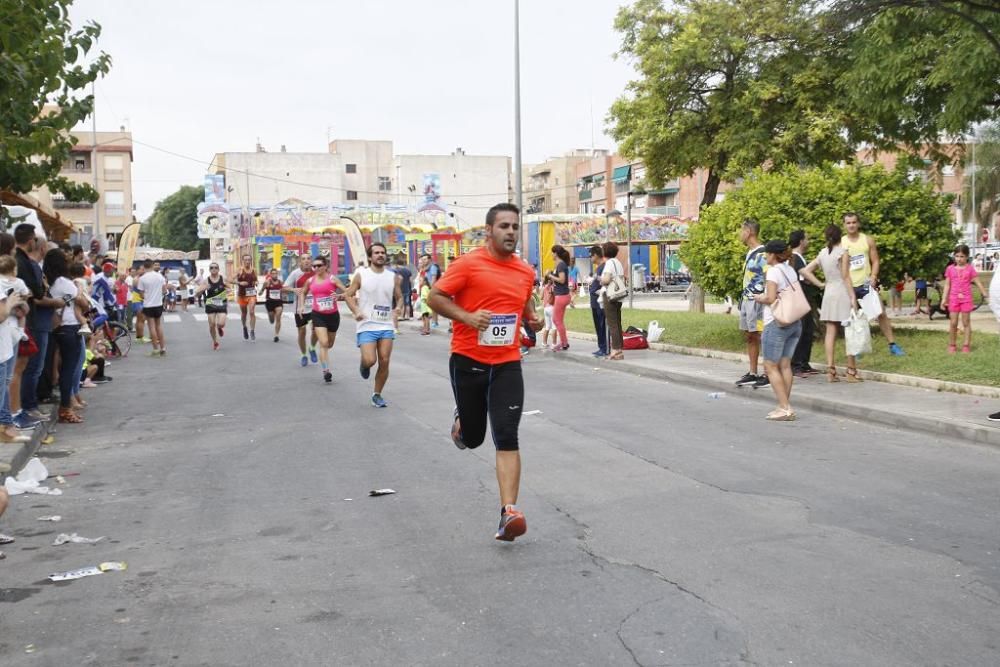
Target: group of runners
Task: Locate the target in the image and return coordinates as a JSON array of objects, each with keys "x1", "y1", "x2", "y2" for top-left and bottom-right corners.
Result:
[{"x1": 190, "y1": 203, "x2": 538, "y2": 542}]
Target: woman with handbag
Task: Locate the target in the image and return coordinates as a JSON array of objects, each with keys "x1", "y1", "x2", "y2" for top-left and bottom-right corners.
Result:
[
  {"x1": 600, "y1": 241, "x2": 626, "y2": 360},
  {"x1": 753, "y1": 240, "x2": 808, "y2": 421},
  {"x1": 799, "y1": 224, "x2": 861, "y2": 383},
  {"x1": 44, "y1": 250, "x2": 89, "y2": 424}
]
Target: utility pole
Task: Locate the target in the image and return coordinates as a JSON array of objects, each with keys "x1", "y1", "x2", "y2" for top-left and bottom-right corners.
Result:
[
  {"x1": 91, "y1": 80, "x2": 100, "y2": 245},
  {"x1": 627, "y1": 190, "x2": 634, "y2": 309},
  {"x1": 513, "y1": 0, "x2": 524, "y2": 240},
  {"x1": 971, "y1": 136, "x2": 977, "y2": 244}
]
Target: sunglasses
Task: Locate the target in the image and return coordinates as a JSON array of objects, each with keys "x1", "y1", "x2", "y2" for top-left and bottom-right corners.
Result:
[
  {"x1": 210, "y1": 266, "x2": 219, "y2": 270},
  {"x1": 312, "y1": 264, "x2": 324, "y2": 268}
]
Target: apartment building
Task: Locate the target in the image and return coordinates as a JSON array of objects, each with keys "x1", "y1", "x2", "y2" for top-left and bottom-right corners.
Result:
[
  {"x1": 32, "y1": 129, "x2": 135, "y2": 245},
  {"x1": 523, "y1": 150, "x2": 606, "y2": 215},
  {"x1": 210, "y1": 141, "x2": 510, "y2": 230}
]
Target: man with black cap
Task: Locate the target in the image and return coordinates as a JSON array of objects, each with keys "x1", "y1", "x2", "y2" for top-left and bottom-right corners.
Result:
[{"x1": 588, "y1": 245, "x2": 608, "y2": 357}]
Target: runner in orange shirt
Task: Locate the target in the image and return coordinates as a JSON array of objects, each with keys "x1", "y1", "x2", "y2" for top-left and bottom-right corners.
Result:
[
  {"x1": 428, "y1": 203, "x2": 542, "y2": 542},
  {"x1": 236, "y1": 255, "x2": 258, "y2": 341}
]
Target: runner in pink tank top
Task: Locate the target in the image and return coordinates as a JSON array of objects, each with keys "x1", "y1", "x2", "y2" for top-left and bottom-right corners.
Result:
[{"x1": 303, "y1": 256, "x2": 347, "y2": 383}]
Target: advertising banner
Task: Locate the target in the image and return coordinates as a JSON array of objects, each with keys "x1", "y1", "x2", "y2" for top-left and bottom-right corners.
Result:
[
  {"x1": 117, "y1": 222, "x2": 141, "y2": 270},
  {"x1": 204, "y1": 174, "x2": 225, "y2": 204}
]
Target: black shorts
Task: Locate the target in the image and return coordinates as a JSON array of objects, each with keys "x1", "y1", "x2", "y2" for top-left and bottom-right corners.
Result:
[
  {"x1": 142, "y1": 306, "x2": 164, "y2": 320},
  {"x1": 311, "y1": 311, "x2": 340, "y2": 332},
  {"x1": 295, "y1": 313, "x2": 312, "y2": 328},
  {"x1": 916, "y1": 287, "x2": 928, "y2": 299},
  {"x1": 449, "y1": 353, "x2": 524, "y2": 451},
  {"x1": 205, "y1": 305, "x2": 227, "y2": 315},
  {"x1": 265, "y1": 300, "x2": 283, "y2": 312}
]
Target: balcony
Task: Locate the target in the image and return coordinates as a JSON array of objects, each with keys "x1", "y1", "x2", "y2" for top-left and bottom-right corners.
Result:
[
  {"x1": 579, "y1": 190, "x2": 592, "y2": 201},
  {"x1": 53, "y1": 200, "x2": 93, "y2": 209},
  {"x1": 645, "y1": 206, "x2": 681, "y2": 216}
]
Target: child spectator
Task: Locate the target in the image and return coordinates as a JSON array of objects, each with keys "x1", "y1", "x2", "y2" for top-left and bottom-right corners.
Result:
[{"x1": 941, "y1": 244, "x2": 990, "y2": 353}]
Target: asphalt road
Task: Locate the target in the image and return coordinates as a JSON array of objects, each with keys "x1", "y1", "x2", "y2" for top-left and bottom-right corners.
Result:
[{"x1": 1, "y1": 310, "x2": 998, "y2": 666}]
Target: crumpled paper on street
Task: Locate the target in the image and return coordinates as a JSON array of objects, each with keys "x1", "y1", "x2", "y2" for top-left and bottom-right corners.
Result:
[
  {"x1": 52, "y1": 533, "x2": 106, "y2": 546},
  {"x1": 3, "y1": 458, "x2": 62, "y2": 496}
]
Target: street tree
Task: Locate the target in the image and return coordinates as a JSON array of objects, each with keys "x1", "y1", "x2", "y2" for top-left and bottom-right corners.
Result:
[
  {"x1": 147, "y1": 185, "x2": 207, "y2": 255},
  {"x1": 0, "y1": 0, "x2": 111, "y2": 203},
  {"x1": 679, "y1": 164, "x2": 958, "y2": 299},
  {"x1": 608, "y1": 0, "x2": 857, "y2": 209},
  {"x1": 837, "y1": 2, "x2": 1000, "y2": 158}
]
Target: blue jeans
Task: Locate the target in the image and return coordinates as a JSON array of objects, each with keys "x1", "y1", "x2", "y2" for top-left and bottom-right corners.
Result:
[
  {"x1": 591, "y1": 303, "x2": 607, "y2": 354},
  {"x1": 21, "y1": 327, "x2": 51, "y2": 412},
  {"x1": 0, "y1": 355, "x2": 15, "y2": 425},
  {"x1": 52, "y1": 325, "x2": 82, "y2": 408}
]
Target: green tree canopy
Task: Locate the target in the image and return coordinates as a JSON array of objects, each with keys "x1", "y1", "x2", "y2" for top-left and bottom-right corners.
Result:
[
  {"x1": 147, "y1": 185, "x2": 207, "y2": 255},
  {"x1": 680, "y1": 164, "x2": 958, "y2": 299},
  {"x1": 838, "y1": 2, "x2": 1000, "y2": 158},
  {"x1": 608, "y1": 0, "x2": 857, "y2": 207},
  {"x1": 0, "y1": 0, "x2": 111, "y2": 201}
]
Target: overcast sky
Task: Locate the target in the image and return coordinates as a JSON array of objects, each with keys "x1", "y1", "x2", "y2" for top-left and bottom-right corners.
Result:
[{"x1": 69, "y1": 0, "x2": 634, "y2": 219}]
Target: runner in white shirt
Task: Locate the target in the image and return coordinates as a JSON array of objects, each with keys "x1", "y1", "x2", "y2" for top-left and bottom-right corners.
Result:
[
  {"x1": 283, "y1": 254, "x2": 319, "y2": 367},
  {"x1": 135, "y1": 260, "x2": 167, "y2": 356},
  {"x1": 343, "y1": 243, "x2": 402, "y2": 408}
]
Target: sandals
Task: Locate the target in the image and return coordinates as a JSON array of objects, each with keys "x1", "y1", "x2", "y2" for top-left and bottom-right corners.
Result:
[
  {"x1": 606, "y1": 352, "x2": 625, "y2": 361},
  {"x1": 58, "y1": 408, "x2": 84, "y2": 424},
  {"x1": 766, "y1": 408, "x2": 796, "y2": 421},
  {"x1": 826, "y1": 366, "x2": 840, "y2": 383},
  {"x1": 845, "y1": 367, "x2": 863, "y2": 383}
]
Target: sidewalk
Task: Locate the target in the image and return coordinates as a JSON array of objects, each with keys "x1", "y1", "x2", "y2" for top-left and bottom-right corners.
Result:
[
  {"x1": 403, "y1": 320, "x2": 1000, "y2": 449},
  {"x1": 0, "y1": 410, "x2": 57, "y2": 482}
]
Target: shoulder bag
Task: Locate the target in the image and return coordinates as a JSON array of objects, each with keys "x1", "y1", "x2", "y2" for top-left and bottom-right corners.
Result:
[
  {"x1": 604, "y1": 259, "x2": 628, "y2": 302},
  {"x1": 771, "y1": 265, "x2": 810, "y2": 326}
]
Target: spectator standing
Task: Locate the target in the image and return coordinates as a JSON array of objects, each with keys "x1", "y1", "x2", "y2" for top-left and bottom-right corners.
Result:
[
  {"x1": 546, "y1": 245, "x2": 572, "y2": 351},
  {"x1": 136, "y1": 260, "x2": 167, "y2": 356},
  {"x1": 15, "y1": 224, "x2": 59, "y2": 428},
  {"x1": 913, "y1": 275, "x2": 929, "y2": 315},
  {"x1": 736, "y1": 219, "x2": 769, "y2": 388},
  {"x1": 800, "y1": 224, "x2": 862, "y2": 382},
  {"x1": 45, "y1": 249, "x2": 88, "y2": 423},
  {"x1": 600, "y1": 241, "x2": 625, "y2": 360},
  {"x1": 588, "y1": 245, "x2": 608, "y2": 357},
  {"x1": 843, "y1": 212, "x2": 905, "y2": 355},
  {"x1": 941, "y1": 244, "x2": 989, "y2": 353},
  {"x1": 393, "y1": 257, "x2": 413, "y2": 320},
  {"x1": 753, "y1": 240, "x2": 802, "y2": 421},
  {"x1": 789, "y1": 230, "x2": 819, "y2": 377},
  {"x1": 539, "y1": 276, "x2": 555, "y2": 348}
]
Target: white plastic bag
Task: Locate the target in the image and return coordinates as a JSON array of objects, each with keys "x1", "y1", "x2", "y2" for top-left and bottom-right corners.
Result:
[
  {"x1": 859, "y1": 288, "x2": 883, "y2": 321},
  {"x1": 647, "y1": 320, "x2": 664, "y2": 343},
  {"x1": 845, "y1": 310, "x2": 873, "y2": 357}
]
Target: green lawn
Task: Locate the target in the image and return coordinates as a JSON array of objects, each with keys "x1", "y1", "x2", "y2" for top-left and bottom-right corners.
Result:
[{"x1": 563, "y1": 307, "x2": 1000, "y2": 387}]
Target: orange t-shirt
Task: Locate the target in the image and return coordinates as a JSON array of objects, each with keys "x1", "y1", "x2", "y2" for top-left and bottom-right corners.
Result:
[{"x1": 433, "y1": 248, "x2": 535, "y2": 365}]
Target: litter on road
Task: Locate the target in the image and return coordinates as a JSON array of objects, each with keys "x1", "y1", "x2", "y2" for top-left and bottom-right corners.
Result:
[
  {"x1": 48, "y1": 561, "x2": 127, "y2": 582},
  {"x1": 522, "y1": 410, "x2": 543, "y2": 416},
  {"x1": 52, "y1": 533, "x2": 106, "y2": 546},
  {"x1": 3, "y1": 458, "x2": 63, "y2": 496},
  {"x1": 37, "y1": 515, "x2": 62, "y2": 522},
  {"x1": 0, "y1": 533, "x2": 15, "y2": 544},
  {"x1": 369, "y1": 489, "x2": 396, "y2": 496}
]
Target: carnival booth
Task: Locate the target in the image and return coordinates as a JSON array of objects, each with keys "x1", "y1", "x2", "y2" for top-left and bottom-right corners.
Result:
[{"x1": 524, "y1": 213, "x2": 692, "y2": 288}]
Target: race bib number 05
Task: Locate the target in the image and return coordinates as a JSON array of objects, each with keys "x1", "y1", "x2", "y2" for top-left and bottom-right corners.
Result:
[
  {"x1": 371, "y1": 305, "x2": 391, "y2": 323},
  {"x1": 478, "y1": 314, "x2": 517, "y2": 347}
]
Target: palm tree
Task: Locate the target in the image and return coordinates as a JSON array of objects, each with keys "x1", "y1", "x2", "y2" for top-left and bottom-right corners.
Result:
[{"x1": 963, "y1": 122, "x2": 1000, "y2": 234}]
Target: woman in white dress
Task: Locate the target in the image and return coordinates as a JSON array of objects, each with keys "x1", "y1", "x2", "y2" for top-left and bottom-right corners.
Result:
[{"x1": 800, "y1": 224, "x2": 860, "y2": 383}]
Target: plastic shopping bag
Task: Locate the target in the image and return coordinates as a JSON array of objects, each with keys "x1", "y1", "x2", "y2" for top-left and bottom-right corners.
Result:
[
  {"x1": 845, "y1": 310, "x2": 873, "y2": 357},
  {"x1": 859, "y1": 288, "x2": 883, "y2": 321},
  {"x1": 647, "y1": 320, "x2": 664, "y2": 343}
]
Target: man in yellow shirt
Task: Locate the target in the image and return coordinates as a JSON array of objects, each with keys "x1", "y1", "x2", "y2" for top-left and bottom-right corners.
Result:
[{"x1": 843, "y1": 213, "x2": 904, "y2": 356}]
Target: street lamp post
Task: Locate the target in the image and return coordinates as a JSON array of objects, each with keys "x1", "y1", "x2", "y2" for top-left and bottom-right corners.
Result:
[
  {"x1": 513, "y1": 0, "x2": 523, "y2": 223},
  {"x1": 626, "y1": 191, "x2": 634, "y2": 309}
]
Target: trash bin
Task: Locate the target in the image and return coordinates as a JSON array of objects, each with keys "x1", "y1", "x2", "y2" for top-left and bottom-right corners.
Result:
[{"x1": 632, "y1": 264, "x2": 646, "y2": 293}]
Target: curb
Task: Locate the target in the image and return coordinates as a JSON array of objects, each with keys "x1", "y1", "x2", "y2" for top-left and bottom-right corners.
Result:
[
  {"x1": 401, "y1": 320, "x2": 1000, "y2": 449},
  {"x1": 0, "y1": 409, "x2": 58, "y2": 481},
  {"x1": 564, "y1": 331, "x2": 1000, "y2": 400}
]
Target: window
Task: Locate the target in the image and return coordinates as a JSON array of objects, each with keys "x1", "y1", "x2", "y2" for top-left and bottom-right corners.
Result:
[
  {"x1": 345, "y1": 163, "x2": 357, "y2": 174},
  {"x1": 378, "y1": 176, "x2": 392, "y2": 192},
  {"x1": 73, "y1": 157, "x2": 87, "y2": 171},
  {"x1": 104, "y1": 190, "x2": 125, "y2": 217},
  {"x1": 103, "y1": 155, "x2": 123, "y2": 181},
  {"x1": 346, "y1": 190, "x2": 358, "y2": 201}
]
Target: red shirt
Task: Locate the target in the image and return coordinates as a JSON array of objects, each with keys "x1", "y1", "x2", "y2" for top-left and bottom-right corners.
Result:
[
  {"x1": 237, "y1": 270, "x2": 257, "y2": 297},
  {"x1": 433, "y1": 248, "x2": 535, "y2": 365}
]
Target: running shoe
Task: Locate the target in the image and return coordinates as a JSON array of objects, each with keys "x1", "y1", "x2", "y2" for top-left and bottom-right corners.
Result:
[
  {"x1": 450, "y1": 408, "x2": 466, "y2": 450},
  {"x1": 273, "y1": 336, "x2": 279, "y2": 343},
  {"x1": 218, "y1": 325, "x2": 225, "y2": 337},
  {"x1": 592, "y1": 350, "x2": 608, "y2": 357},
  {"x1": 735, "y1": 372, "x2": 757, "y2": 386},
  {"x1": 25, "y1": 408, "x2": 50, "y2": 420},
  {"x1": 371, "y1": 393, "x2": 387, "y2": 408},
  {"x1": 93, "y1": 376, "x2": 112, "y2": 383},
  {"x1": 309, "y1": 348, "x2": 318, "y2": 363},
  {"x1": 495, "y1": 505, "x2": 527, "y2": 542},
  {"x1": 323, "y1": 370, "x2": 332, "y2": 384},
  {"x1": 360, "y1": 361, "x2": 370, "y2": 380},
  {"x1": 213, "y1": 341, "x2": 220, "y2": 351},
  {"x1": 300, "y1": 355, "x2": 308, "y2": 367},
  {"x1": 989, "y1": 412, "x2": 1000, "y2": 422},
  {"x1": 889, "y1": 342, "x2": 905, "y2": 356},
  {"x1": 243, "y1": 326, "x2": 249, "y2": 340},
  {"x1": 14, "y1": 413, "x2": 40, "y2": 430},
  {"x1": 250, "y1": 329, "x2": 255, "y2": 341},
  {"x1": 752, "y1": 375, "x2": 770, "y2": 389}
]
